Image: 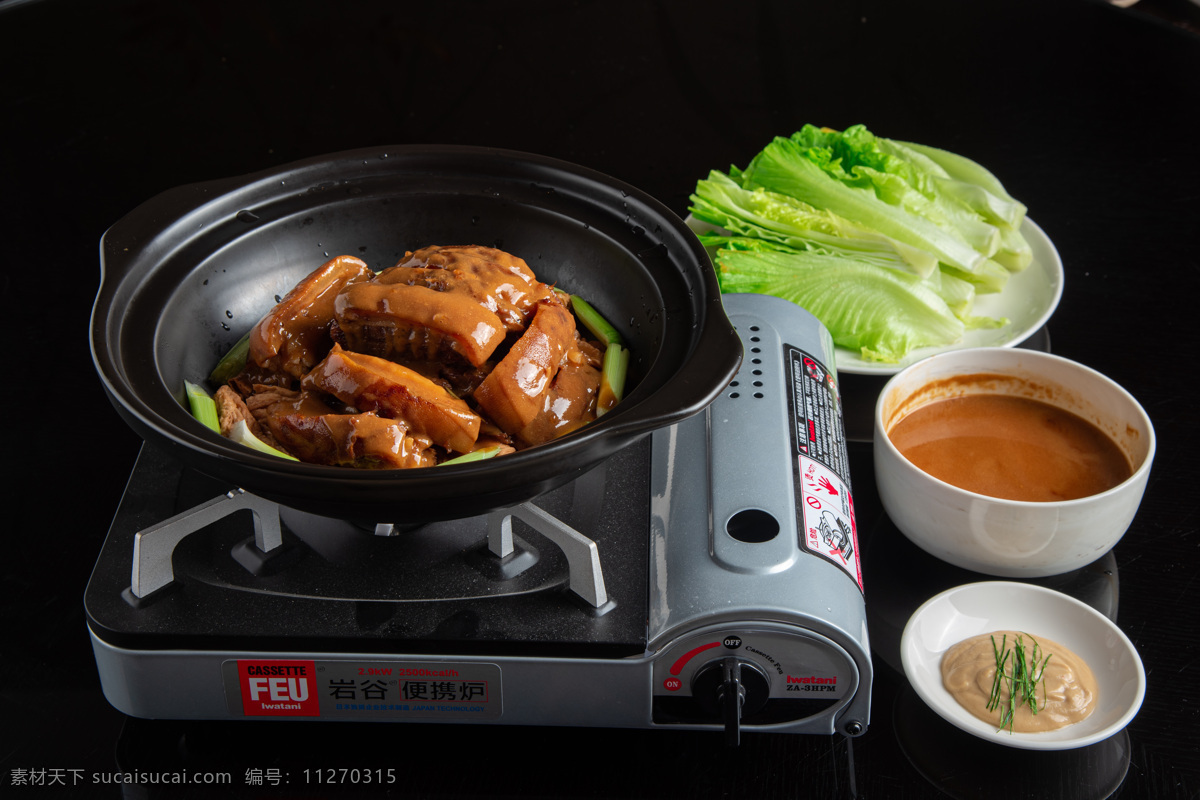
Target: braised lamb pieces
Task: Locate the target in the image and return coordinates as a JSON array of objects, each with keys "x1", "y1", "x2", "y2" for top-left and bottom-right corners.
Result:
[{"x1": 213, "y1": 245, "x2": 609, "y2": 469}]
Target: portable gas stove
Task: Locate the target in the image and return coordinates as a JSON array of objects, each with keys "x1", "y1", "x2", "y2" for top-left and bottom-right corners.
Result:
[{"x1": 86, "y1": 293, "x2": 871, "y2": 744}]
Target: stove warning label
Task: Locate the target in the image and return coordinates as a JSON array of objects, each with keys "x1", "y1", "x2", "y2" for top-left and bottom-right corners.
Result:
[
  {"x1": 799, "y1": 456, "x2": 862, "y2": 590},
  {"x1": 786, "y1": 346, "x2": 863, "y2": 592},
  {"x1": 226, "y1": 660, "x2": 502, "y2": 720},
  {"x1": 787, "y1": 347, "x2": 849, "y2": 477}
]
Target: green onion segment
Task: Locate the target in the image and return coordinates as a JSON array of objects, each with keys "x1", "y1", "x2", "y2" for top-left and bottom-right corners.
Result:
[
  {"x1": 229, "y1": 419, "x2": 299, "y2": 461},
  {"x1": 209, "y1": 331, "x2": 251, "y2": 385},
  {"x1": 597, "y1": 343, "x2": 630, "y2": 416},
  {"x1": 440, "y1": 446, "x2": 503, "y2": 466},
  {"x1": 569, "y1": 295, "x2": 623, "y2": 348},
  {"x1": 184, "y1": 380, "x2": 221, "y2": 433}
]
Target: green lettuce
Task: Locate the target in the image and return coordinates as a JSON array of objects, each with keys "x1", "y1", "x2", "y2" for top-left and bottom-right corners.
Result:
[
  {"x1": 691, "y1": 170, "x2": 940, "y2": 277},
  {"x1": 714, "y1": 248, "x2": 965, "y2": 364},
  {"x1": 689, "y1": 124, "x2": 1028, "y2": 362},
  {"x1": 892, "y1": 138, "x2": 1028, "y2": 230}
]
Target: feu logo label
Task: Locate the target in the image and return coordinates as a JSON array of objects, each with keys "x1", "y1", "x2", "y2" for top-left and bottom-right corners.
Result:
[{"x1": 237, "y1": 660, "x2": 320, "y2": 717}]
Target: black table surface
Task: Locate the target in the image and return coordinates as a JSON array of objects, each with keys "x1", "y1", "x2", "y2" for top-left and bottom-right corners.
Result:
[{"x1": 4, "y1": 0, "x2": 1198, "y2": 797}]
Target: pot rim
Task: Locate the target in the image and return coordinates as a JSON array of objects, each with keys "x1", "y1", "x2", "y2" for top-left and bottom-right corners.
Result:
[{"x1": 90, "y1": 144, "x2": 742, "y2": 519}]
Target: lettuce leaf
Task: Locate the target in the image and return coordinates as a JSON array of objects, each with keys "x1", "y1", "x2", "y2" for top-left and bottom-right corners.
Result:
[
  {"x1": 690, "y1": 170, "x2": 940, "y2": 277},
  {"x1": 689, "y1": 124, "x2": 1028, "y2": 361},
  {"x1": 699, "y1": 233, "x2": 974, "y2": 313},
  {"x1": 892, "y1": 138, "x2": 1028, "y2": 230},
  {"x1": 994, "y1": 224, "x2": 1033, "y2": 272},
  {"x1": 790, "y1": 126, "x2": 1003, "y2": 258},
  {"x1": 740, "y1": 134, "x2": 994, "y2": 279},
  {"x1": 714, "y1": 248, "x2": 965, "y2": 363}
]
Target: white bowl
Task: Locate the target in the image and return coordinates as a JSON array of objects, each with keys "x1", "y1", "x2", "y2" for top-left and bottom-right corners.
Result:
[
  {"x1": 901, "y1": 581, "x2": 1145, "y2": 750},
  {"x1": 873, "y1": 347, "x2": 1155, "y2": 577}
]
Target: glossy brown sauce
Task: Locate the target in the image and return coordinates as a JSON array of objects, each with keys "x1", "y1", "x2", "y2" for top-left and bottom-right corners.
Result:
[
  {"x1": 214, "y1": 246, "x2": 610, "y2": 468},
  {"x1": 888, "y1": 394, "x2": 1132, "y2": 501}
]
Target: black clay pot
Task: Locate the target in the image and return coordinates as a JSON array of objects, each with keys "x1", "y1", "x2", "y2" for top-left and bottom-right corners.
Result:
[{"x1": 91, "y1": 145, "x2": 741, "y2": 523}]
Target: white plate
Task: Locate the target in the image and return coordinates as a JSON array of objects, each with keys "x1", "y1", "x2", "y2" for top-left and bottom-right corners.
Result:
[
  {"x1": 689, "y1": 216, "x2": 1064, "y2": 376},
  {"x1": 900, "y1": 582, "x2": 1145, "y2": 750}
]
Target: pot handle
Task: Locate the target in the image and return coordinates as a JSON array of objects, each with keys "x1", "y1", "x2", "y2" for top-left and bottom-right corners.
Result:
[{"x1": 609, "y1": 310, "x2": 743, "y2": 435}]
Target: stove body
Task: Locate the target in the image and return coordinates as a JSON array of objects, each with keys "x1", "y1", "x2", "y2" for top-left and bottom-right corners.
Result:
[{"x1": 87, "y1": 293, "x2": 871, "y2": 740}]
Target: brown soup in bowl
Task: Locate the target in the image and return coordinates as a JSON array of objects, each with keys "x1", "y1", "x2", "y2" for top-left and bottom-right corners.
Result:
[{"x1": 887, "y1": 393, "x2": 1132, "y2": 502}]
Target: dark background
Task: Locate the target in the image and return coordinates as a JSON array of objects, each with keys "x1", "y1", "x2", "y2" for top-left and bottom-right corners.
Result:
[{"x1": 2, "y1": 0, "x2": 1198, "y2": 797}]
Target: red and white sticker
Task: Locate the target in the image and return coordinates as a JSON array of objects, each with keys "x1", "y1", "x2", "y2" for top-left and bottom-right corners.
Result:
[
  {"x1": 237, "y1": 660, "x2": 320, "y2": 717},
  {"x1": 799, "y1": 455, "x2": 862, "y2": 590}
]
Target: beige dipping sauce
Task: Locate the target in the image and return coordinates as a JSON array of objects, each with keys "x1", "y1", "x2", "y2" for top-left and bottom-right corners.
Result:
[{"x1": 941, "y1": 631, "x2": 1098, "y2": 732}]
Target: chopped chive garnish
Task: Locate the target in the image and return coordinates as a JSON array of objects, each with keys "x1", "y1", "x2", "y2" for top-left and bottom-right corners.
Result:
[{"x1": 986, "y1": 633, "x2": 1053, "y2": 732}]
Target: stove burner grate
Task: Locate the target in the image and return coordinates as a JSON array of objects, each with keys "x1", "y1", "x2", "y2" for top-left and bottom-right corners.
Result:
[
  {"x1": 131, "y1": 487, "x2": 612, "y2": 609},
  {"x1": 85, "y1": 440, "x2": 651, "y2": 658}
]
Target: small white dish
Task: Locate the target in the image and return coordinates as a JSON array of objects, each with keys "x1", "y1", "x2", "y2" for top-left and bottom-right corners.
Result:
[{"x1": 900, "y1": 581, "x2": 1145, "y2": 750}]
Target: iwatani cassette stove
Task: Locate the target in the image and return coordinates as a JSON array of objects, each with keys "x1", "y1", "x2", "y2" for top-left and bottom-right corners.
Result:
[{"x1": 86, "y1": 292, "x2": 872, "y2": 745}]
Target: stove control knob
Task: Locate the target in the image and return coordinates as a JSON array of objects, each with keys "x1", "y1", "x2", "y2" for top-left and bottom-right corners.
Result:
[{"x1": 690, "y1": 657, "x2": 770, "y2": 745}]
